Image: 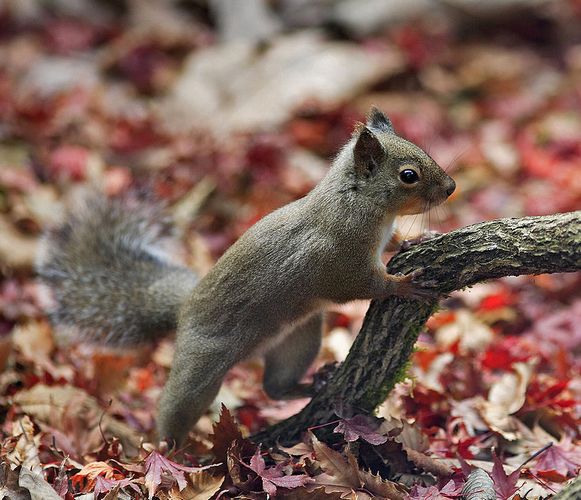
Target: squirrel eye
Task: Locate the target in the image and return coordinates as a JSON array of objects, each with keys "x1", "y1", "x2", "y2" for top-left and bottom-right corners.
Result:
[{"x1": 399, "y1": 169, "x2": 419, "y2": 184}]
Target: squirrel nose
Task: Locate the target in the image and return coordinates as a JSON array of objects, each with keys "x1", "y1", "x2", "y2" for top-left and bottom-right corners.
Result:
[{"x1": 446, "y1": 179, "x2": 456, "y2": 197}]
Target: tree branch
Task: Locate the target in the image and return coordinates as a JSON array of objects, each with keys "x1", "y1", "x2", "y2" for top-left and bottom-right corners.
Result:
[{"x1": 253, "y1": 212, "x2": 581, "y2": 446}]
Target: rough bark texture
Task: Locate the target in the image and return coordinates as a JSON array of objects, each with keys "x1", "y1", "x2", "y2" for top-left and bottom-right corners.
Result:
[
  {"x1": 253, "y1": 212, "x2": 581, "y2": 446},
  {"x1": 553, "y1": 476, "x2": 581, "y2": 499}
]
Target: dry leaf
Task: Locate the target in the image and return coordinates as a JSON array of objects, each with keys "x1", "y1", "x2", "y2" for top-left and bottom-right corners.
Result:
[
  {"x1": 479, "y1": 361, "x2": 535, "y2": 440},
  {"x1": 0, "y1": 216, "x2": 38, "y2": 271},
  {"x1": 12, "y1": 384, "x2": 141, "y2": 450},
  {"x1": 7, "y1": 415, "x2": 41, "y2": 472},
  {"x1": 18, "y1": 467, "x2": 62, "y2": 500},
  {"x1": 435, "y1": 310, "x2": 494, "y2": 353},
  {"x1": 11, "y1": 320, "x2": 54, "y2": 361}
]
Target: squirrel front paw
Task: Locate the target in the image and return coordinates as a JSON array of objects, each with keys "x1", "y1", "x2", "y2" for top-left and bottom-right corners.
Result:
[{"x1": 387, "y1": 268, "x2": 439, "y2": 300}]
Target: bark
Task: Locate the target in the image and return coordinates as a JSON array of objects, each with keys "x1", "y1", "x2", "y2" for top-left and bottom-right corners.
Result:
[
  {"x1": 553, "y1": 476, "x2": 581, "y2": 499},
  {"x1": 253, "y1": 212, "x2": 581, "y2": 446}
]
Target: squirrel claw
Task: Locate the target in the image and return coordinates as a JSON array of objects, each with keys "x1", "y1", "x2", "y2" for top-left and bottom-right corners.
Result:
[{"x1": 390, "y1": 268, "x2": 440, "y2": 300}]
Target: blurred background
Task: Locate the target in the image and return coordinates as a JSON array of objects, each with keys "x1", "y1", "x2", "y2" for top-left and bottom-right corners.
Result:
[
  {"x1": 1, "y1": 0, "x2": 580, "y2": 264},
  {"x1": 0, "y1": 0, "x2": 580, "y2": 470}
]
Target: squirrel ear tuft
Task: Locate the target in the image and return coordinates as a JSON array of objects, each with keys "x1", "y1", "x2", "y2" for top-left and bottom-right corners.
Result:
[
  {"x1": 367, "y1": 107, "x2": 395, "y2": 134},
  {"x1": 353, "y1": 126, "x2": 384, "y2": 177}
]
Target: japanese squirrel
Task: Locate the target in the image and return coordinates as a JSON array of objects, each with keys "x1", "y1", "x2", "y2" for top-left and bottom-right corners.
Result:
[{"x1": 37, "y1": 108, "x2": 455, "y2": 445}]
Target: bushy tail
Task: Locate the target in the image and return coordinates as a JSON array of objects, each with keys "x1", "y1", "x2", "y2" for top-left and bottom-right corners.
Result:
[{"x1": 37, "y1": 194, "x2": 198, "y2": 346}]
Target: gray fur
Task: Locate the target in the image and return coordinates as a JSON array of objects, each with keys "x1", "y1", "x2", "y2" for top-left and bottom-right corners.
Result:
[
  {"x1": 158, "y1": 114, "x2": 455, "y2": 443},
  {"x1": 37, "y1": 109, "x2": 455, "y2": 445},
  {"x1": 367, "y1": 107, "x2": 395, "y2": 134},
  {"x1": 37, "y1": 195, "x2": 198, "y2": 346}
]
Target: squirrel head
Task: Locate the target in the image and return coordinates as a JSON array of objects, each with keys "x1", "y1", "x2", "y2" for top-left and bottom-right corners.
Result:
[{"x1": 346, "y1": 107, "x2": 455, "y2": 216}]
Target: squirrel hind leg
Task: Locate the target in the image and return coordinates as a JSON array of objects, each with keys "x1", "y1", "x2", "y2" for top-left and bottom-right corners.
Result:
[{"x1": 157, "y1": 330, "x2": 248, "y2": 445}]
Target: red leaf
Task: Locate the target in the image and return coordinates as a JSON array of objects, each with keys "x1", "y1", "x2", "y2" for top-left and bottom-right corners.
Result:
[
  {"x1": 479, "y1": 291, "x2": 514, "y2": 311},
  {"x1": 333, "y1": 415, "x2": 388, "y2": 445},
  {"x1": 144, "y1": 450, "x2": 215, "y2": 499},
  {"x1": 246, "y1": 448, "x2": 311, "y2": 496},
  {"x1": 481, "y1": 342, "x2": 529, "y2": 371},
  {"x1": 491, "y1": 451, "x2": 521, "y2": 500},
  {"x1": 533, "y1": 437, "x2": 581, "y2": 479},
  {"x1": 47, "y1": 145, "x2": 90, "y2": 181},
  {"x1": 93, "y1": 476, "x2": 140, "y2": 497}
]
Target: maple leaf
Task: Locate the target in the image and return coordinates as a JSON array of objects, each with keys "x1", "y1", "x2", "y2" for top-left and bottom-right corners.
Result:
[
  {"x1": 532, "y1": 437, "x2": 581, "y2": 479},
  {"x1": 333, "y1": 415, "x2": 388, "y2": 445},
  {"x1": 309, "y1": 433, "x2": 405, "y2": 499},
  {"x1": 491, "y1": 451, "x2": 521, "y2": 500},
  {"x1": 210, "y1": 404, "x2": 244, "y2": 463},
  {"x1": 246, "y1": 448, "x2": 312, "y2": 496},
  {"x1": 309, "y1": 434, "x2": 360, "y2": 496},
  {"x1": 93, "y1": 475, "x2": 140, "y2": 497},
  {"x1": 405, "y1": 475, "x2": 463, "y2": 499},
  {"x1": 70, "y1": 461, "x2": 124, "y2": 492},
  {"x1": 408, "y1": 484, "x2": 442, "y2": 499},
  {"x1": 439, "y1": 477, "x2": 464, "y2": 497},
  {"x1": 143, "y1": 450, "x2": 216, "y2": 499}
]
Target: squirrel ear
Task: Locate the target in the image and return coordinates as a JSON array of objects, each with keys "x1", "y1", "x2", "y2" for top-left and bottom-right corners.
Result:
[
  {"x1": 353, "y1": 126, "x2": 384, "y2": 177},
  {"x1": 367, "y1": 107, "x2": 395, "y2": 134}
]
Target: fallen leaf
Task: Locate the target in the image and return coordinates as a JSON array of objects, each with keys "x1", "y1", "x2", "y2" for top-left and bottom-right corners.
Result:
[
  {"x1": 491, "y1": 451, "x2": 521, "y2": 500},
  {"x1": 245, "y1": 447, "x2": 311, "y2": 496},
  {"x1": 333, "y1": 415, "x2": 388, "y2": 445},
  {"x1": 7, "y1": 415, "x2": 41, "y2": 472},
  {"x1": 18, "y1": 467, "x2": 62, "y2": 500},
  {"x1": 12, "y1": 384, "x2": 142, "y2": 454},
  {"x1": 11, "y1": 320, "x2": 54, "y2": 361},
  {"x1": 532, "y1": 436, "x2": 581, "y2": 479},
  {"x1": 479, "y1": 361, "x2": 535, "y2": 440},
  {"x1": 309, "y1": 434, "x2": 360, "y2": 496},
  {"x1": 209, "y1": 405, "x2": 244, "y2": 463},
  {"x1": 309, "y1": 434, "x2": 405, "y2": 499},
  {"x1": 143, "y1": 450, "x2": 215, "y2": 499}
]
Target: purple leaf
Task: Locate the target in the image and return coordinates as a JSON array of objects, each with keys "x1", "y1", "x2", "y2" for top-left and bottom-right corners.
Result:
[
  {"x1": 334, "y1": 415, "x2": 388, "y2": 445},
  {"x1": 491, "y1": 451, "x2": 521, "y2": 499}
]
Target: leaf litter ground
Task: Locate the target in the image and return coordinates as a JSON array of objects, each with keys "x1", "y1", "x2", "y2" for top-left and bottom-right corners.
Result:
[{"x1": 0, "y1": 1, "x2": 579, "y2": 498}]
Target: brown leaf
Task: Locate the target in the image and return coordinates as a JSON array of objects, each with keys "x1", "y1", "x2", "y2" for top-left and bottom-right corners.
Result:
[
  {"x1": 7, "y1": 415, "x2": 41, "y2": 471},
  {"x1": 404, "y1": 449, "x2": 454, "y2": 477},
  {"x1": 479, "y1": 361, "x2": 534, "y2": 440},
  {"x1": 11, "y1": 320, "x2": 54, "y2": 361},
  {"x1": 157, "y1": 473, "x2": 225, "y2": 499},
  {"x1": 282, "y1": 486, "x2": 342, "y2": 499},
  {"x1": 0, "y1": 216, "x2": 38, "y2": 271},
  {"x1": 210, "y1": 405, "x2": 244, "y2": 463},
  {"x1": 184, "y1": 472, "x2": 225, "y2": 500},
  {"x1": 12, "y1": 384, "x2": 141, "y2": 453},
  {"x1": 356, "y1": 467, "x2": 407, "y2": 500},
  {"x1": 309, "y1": 434, "x2": 359, "y2": 497}
]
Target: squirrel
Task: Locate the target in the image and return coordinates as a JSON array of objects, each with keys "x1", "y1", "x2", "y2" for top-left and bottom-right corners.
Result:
[{"x1": 37, "y1": 108, "x2": 455, "y2": 445}]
